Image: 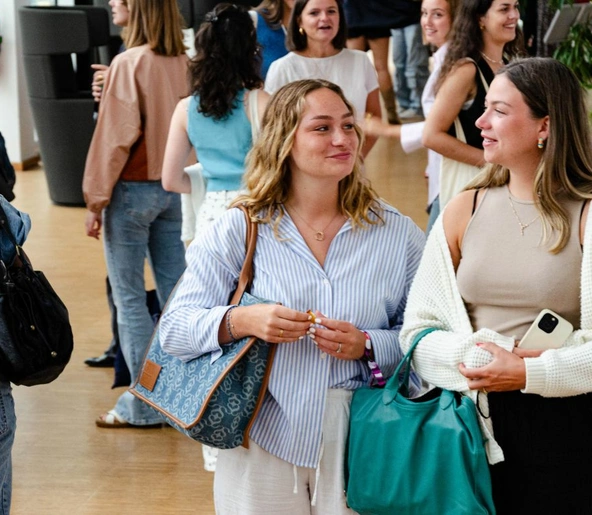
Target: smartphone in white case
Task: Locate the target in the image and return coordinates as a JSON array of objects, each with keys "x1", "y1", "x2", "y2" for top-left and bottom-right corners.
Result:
[{"x1": 518, "y1": 309, "x2": 573, "y2": 350}]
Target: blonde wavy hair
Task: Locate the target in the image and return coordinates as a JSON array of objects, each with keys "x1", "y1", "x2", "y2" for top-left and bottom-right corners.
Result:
[
  {"x1": 232, "y1": 79, "x2": 383, "y2": 237},
  {"x1": 466, "y1": 58, "x2": 592, "y2": 253},
  {"x1": 123, "y1": 0, "x2": 186, "y2": 56}
]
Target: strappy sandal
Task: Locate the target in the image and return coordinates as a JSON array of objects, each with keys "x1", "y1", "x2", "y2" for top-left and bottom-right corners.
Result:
[
  {"x1": 95, "y1": 409, "x2": 132, "y2": 428},
  {"x1": 95, "y1": 409, "x2": 165, "y2": 429}
]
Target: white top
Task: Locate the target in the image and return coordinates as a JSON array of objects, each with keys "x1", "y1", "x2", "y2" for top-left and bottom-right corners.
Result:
[
  {"x1": 159, "y1": 201, "x2": 425, "y2": 468},
  {"x1": 400, "y1": 43, "x2": 448, "y2": 206},
  {"x1": 265, "y1": 49, "x2": 379, "y2": 121},
  {"x1": 400, "y1": 204, "x2": 592, "y2": 464}
]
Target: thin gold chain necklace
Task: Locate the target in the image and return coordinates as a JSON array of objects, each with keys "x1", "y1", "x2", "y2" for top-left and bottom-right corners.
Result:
[
  {"x1": 287, "y1": 204, "x2": 343, "y2": 241},
  {"x1": 480, "y1": 51, "x2": 503, "y2": 65},
  {"x1": 507, "y1": 195, "x2": 539, "y2": 236}
]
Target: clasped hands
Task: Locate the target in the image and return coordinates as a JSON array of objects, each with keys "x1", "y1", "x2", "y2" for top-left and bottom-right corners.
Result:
[
  {"x1": 230, "y1": 304, "x2": 366, "y2": 360},
  {"x1": 459, "y1": 342, "x2": 544, "y2": 393}
]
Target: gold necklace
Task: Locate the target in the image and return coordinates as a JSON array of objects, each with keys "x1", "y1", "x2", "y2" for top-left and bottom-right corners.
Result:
[
  {"x1": 287, "y1": 204, "x2": 343, "y2": 241},
  {"x1": 507, "y1": 195, "x2": 539, "y2": 236},
  {"x1": 480, "y1": 51, "x2": 503, "y2": 65}
]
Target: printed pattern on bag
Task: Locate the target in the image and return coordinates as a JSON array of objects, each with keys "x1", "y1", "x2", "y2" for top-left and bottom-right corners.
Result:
[{"x1": 131, "y1": 291, "x2": 275, "y2": 449}]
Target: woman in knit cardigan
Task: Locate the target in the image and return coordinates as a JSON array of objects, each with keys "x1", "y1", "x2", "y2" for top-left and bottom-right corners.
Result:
[{"x1": 401, "y1": 58, "x2": 592, "y2": 513}]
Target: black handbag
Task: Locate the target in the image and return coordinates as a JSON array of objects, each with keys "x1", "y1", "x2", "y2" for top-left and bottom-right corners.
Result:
[{"x1": 0, "y1": 205, "x2": 74, "y2": 386}]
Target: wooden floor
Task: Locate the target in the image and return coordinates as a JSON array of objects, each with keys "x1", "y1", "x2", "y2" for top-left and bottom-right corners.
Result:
[{"x1": 8, "y1": 135, "x2": 427, "y2": 514}]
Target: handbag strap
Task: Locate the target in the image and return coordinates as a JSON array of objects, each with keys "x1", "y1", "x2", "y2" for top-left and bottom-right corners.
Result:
[
  {"x1": 229, "y1": 205, "x2": 258, "y2": 305},
  {"x1": 452, "y1": 59, "x2": 490, "y2": 145},
  {"x1": 384, "y1": 328, "x2": 437, "y2": 401}
]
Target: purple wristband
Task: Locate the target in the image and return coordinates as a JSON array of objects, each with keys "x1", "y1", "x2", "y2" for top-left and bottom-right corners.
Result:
[{"x1": 362, "y1": 331, "x2": 385, "y2": 388}]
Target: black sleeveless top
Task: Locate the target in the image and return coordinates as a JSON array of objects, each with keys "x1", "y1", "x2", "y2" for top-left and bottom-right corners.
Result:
[{"x1": 448, "y1": 58, "x2": 495, "y2": 149}]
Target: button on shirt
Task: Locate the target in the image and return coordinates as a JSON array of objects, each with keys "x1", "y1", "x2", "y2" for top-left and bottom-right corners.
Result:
[{"x1": 159, "y1": 201, "x2": 425, "y2": 468}]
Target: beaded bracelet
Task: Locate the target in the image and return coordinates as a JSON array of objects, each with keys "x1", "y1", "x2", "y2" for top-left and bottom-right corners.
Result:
[
  {"x1": 226, "y1": 306, "x2": 239, "y2": 342},
  {"x1": 362, "y1": 331, "x2": 386, "y2": 388}
]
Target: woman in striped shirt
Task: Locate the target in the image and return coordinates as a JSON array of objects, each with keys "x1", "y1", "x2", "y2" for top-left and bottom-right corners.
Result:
[{"x1": 159, "y1": 79, "x2": 425, "y2": 513}]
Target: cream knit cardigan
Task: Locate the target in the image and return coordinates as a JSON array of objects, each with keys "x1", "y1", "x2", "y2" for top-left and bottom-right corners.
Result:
[{"x1": 400, "y1": 206, "x2": 592, "y2": 464}]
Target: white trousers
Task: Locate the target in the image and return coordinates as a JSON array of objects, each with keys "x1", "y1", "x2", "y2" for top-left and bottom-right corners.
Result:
[{"x1": 213, "y1": 389, "x2": 359, "y2": 515}]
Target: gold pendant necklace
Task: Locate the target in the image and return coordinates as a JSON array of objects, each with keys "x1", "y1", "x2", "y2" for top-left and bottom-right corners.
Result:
[
  {"x1": 287, "y1": 204, "x2": 342, "y2": 241},
  {"x1": 508, "y1": 195, "x2": 539, "y2": 236}
]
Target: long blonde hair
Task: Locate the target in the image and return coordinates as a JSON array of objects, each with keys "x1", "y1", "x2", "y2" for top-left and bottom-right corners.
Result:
[
  {"x1": 232, "y1": 79, "x2": 383, "y2": 236},
  {"x1": 467, "y1": 58, "x2": 592, "y2": 253},
  {"x1": 123, "y1": 0, "x2": 186, "y2": 56}
]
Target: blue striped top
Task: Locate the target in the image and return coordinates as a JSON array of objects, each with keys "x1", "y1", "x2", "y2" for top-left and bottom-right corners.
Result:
[{"x1": 159, "y1": 201, "x2": 425, "y2": 467}]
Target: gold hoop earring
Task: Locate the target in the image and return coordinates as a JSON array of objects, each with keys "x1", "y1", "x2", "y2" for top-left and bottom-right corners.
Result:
[
  {"x1": 537, "y1": 137, "x2": 545, "y2": 150},
  {"x1": 299, "y1": 27, "x2": 305, "y2": 36}
]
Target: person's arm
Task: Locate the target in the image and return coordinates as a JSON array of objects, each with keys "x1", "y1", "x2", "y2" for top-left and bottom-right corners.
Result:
[
  {"x1": 361, "y1": 89, "x2": 381, "y2": 157},
  {"x1": 161, "y1": 97, "x2": 193, "y2": 194},
  {"x1": 159, "y1": 209, "x2": 310, "y2": 362},
  {"x1": 82, "y1": 56, "x2": 142, "y2": 213},
  {"x1": 362, "y1": 115, "x2": 402, "y2": 140},
  {"x1": 422, "y1": 62, "x2": 485, "y2": 167}
]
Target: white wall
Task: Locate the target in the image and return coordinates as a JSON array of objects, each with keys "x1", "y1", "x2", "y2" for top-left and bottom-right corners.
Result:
[{"x1": 0, "y1": 0, "x2": 38, "y2": 167}]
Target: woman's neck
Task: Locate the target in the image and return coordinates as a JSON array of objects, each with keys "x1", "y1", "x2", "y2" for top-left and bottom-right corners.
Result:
[
  {"x1": 480, "y1": 41, "x2": 505, "y2": 69},
  {"x1": 286, "y1": 184, "x2": 340, "y2": 218},
  {"x1": 508, "y1": 170, "x2": 538, "y2": 201},
  {"x1": 299, "y1": 40, "x2": 339, "y2": 58}
]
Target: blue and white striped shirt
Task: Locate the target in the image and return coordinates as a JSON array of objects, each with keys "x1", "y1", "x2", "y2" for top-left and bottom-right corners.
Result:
[{"x1": 159, "y1": 201, "x2": 425, "y2": 468}]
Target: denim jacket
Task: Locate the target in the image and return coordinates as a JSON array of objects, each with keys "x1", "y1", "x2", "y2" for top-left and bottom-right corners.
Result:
[{"x1": 0, "y1": 195, "x2": 31, "y2": 265}]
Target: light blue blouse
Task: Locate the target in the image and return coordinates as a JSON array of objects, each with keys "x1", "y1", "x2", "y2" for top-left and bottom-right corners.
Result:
[
  {"x1": 159, "y1": 201, "x2": 425, "y2": 468},
  {"x1": 187, "y1": 91, "x2": 252, "y2": 192}
]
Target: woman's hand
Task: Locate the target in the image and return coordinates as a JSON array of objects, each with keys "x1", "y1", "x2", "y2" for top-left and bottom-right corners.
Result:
[
  {"x1": 308, "y1": 311, "x2": 366, "y2": 360},
  {"x1": 227, "y1": 304, "x2": 311, "y2": 344},
  {"x1": 459, "y1": 341, "x2": 527, "y2": 392},
  {"x1": 85, "y1": 210, "x2": 102, "y2": 239},
  {"x1": 91, "y1": 64, "x2": 108, "y2": 103}
]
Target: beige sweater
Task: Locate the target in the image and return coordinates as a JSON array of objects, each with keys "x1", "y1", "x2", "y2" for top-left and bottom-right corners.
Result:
[
  {"x1": 400, "y1": 202, "x2": 592, "y2": 464},
  {"x1": 83, "y1": 45, "x2": 188, "y2": 213}
]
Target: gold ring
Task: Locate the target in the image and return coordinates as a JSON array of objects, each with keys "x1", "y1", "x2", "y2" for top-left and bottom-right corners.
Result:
[
  {"x1": 97, "y1": 74, "x2": 104, "y2": 81},
  {"x1": 279, "y1": 329, "x2": 284, "y2": 338},
  {"x1": 336, "y1": 343, "x2": 342, "y2": 354},
  {"x1": 482, "y1": 388, "x2": 488, "y2": 394}
]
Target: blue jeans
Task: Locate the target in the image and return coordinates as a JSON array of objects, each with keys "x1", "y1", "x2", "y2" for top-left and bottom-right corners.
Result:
[
  {"x1": 0, "y1": 381, "x2": 14, "y2": 515},
  {"x1": 103, "y1": 181, "x2": 186, "y2": 425},
  {"x1": 391, "y1": 24, "x2": 430, "y2": 111}
]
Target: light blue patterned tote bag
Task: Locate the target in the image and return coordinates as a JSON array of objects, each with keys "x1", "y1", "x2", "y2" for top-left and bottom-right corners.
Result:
[{"x1": 130, "y1": 207, "x2": 276, "y2": 449}]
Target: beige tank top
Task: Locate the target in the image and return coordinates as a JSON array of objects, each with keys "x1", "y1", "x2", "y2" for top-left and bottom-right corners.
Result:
[{"x1": 457, "y1": 186, "x2": 582, "y2": 339}]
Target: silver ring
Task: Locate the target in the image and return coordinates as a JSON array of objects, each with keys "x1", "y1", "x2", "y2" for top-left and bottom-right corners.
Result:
[{"x1": 336, "y1": 343, "x2": 342, "y2": 354}]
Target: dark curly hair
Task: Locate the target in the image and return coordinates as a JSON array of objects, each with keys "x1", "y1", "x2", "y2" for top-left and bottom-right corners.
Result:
[
  {"x1": 287, "y1": 0, "x2": 347, "y2": 52},
  {"x1": 435, "y1": 0, "x2": 525, "y2": 91},
  {"x1": 189, "y1": 3, "x2": 263, "y2": 120}
]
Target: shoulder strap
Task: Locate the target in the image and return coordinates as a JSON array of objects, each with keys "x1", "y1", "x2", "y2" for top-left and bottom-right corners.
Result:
[{"x1": 229, "y1": 205, "x2": 257, "y2": 305}]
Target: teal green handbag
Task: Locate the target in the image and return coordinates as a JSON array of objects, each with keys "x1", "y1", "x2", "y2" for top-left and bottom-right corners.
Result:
[{"x1": 346, "y1": 328, "x2": 496, "y2": 515}]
